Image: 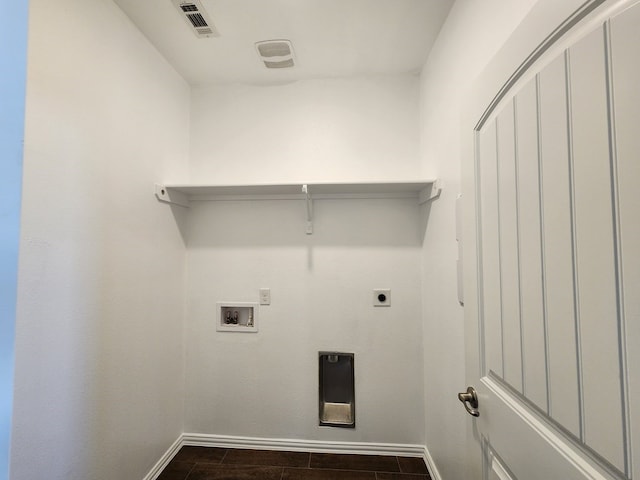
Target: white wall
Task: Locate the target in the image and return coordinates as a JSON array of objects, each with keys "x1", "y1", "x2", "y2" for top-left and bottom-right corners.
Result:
[
  {"x1": 7, "y1": 0, "x2": 554, "y2": 476},
  {"x1": 10, "y1": 0, "x2": 190, "y2": 478},
  {"x1": 185, "y1": 197, "x2": 426, "y2": 444},
  {"x1": 185, "y1": 74, "x2": 425, "y2": 444},
  {"x1": 190, "y1": 76, "x2": 421, "y2": 184},
  {"x1": 418, "y1": 1, "x2": 538, "y2": 479},
  {"x1": 0, "y1": 1, "x2": 29, "y2": 479}
]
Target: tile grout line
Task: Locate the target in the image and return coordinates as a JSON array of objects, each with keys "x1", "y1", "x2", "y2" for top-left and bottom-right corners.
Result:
[
  {"x1": 219, "y1": 448, "x2": 229, "y2": 464},
  {"x1": 182, "y1": 461, "x2": 197, "y2": 480}
]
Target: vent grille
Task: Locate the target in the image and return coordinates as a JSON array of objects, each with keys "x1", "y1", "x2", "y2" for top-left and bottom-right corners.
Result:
[
  {"x1": 187, "y1": 13, "x2": 208, "y2": 28},
  {"x1": 255, "y1": 40, "x2": 296, "y2": 69},
  {"x1": 172, "y1": 0, "x2": 219, "y2": 38},
  {"x1": 257, "y1": 42, "x2": 291, "y2": 58},
  {"x1": 264, "y1": 59, "x2": 295, "y2": 69}
]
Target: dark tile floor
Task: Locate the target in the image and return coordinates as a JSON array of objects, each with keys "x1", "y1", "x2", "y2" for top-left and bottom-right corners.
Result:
[{"x1": 157, "y1": 446, "x2": 432, "y2": 480}]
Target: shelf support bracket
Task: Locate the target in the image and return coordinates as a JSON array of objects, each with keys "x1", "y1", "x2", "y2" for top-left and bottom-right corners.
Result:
[
  {"x1": 155, "y1": 184, "x2": 189, "y2": 208},
  {"x1": 418, "y1": 180, "x2": 442, "y2": 204},
  {"x1": 302, "y1": 184, "x2": 313, "y2": 235}
]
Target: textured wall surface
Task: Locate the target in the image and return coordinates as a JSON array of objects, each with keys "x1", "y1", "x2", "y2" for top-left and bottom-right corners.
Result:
[{"x1": 11, "y1": 0, "x2": 190, "y2": 478}]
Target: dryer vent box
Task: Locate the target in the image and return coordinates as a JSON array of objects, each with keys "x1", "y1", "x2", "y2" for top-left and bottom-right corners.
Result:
[{"x1": 319, "y1": 352, "x2": 355, "y2": 428}]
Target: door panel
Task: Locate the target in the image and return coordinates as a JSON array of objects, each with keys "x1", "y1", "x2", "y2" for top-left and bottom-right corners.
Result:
[
  {"x1": 568, "y1": 26, "x2": 625, "y2": 471},
  {"x1": 537, "y1": 53, "x2": 581, "y2": 439},
  {"x1": 481, "y1": 377, "x2": 618, "y2": 480},
  {"x1": 514, "y1": 79, "x2": 547, "y2": 412},
  {"x1": 478, "y1": 120, "x2": 503, "y2": 378},
  {"x1": 464, "y1": 0, "x2": 639, "y2": 478},
  {"x1": 610, "y1": 5, "x2": 640, "y2": 478},
  {"x1": 487, "y1": 448, "x2": 516, "y2": 480},
  {"x1": 496, "y1": 102, "x2": 523, "y2": 393}
]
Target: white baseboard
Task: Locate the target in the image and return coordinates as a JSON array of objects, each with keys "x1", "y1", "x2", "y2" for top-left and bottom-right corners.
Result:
[
  {"x1": 144, "y1": 433, "x2": 439, "y2": 479},
  {"x1": 142, "y1": 435, "x2": 183, "y2": 480},
  {"x1": 182, "y1": 432, "x2": 425, "y2": 458},
  {"x1": 422, "y1": 444, "x2": 442, "y2": 480}
]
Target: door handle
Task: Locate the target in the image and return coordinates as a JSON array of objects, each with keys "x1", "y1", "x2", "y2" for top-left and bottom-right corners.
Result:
[{"x1": 458, "y1": 386, "x2": 479, "y2": 417}]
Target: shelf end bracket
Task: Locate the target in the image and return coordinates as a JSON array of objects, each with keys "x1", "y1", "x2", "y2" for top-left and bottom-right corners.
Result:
[
  {"x1": 419, "y1": 180, "x2": 442, "y2": 204},
  {"x1": 155, "y1": 184, "x2": 189, "y2": 208}
]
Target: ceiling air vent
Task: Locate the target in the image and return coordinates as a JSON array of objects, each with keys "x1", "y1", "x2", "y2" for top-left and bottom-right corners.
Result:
[
  {"x1": 255, "y1": 40, "x2": 296, "y2": 69},
  {"x1": 172, "y1": 0, "x2": 219, "y2": 38}
]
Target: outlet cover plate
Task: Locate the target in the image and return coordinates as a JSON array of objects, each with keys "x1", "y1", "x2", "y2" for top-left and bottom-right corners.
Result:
[
  {"x1": 259, "y1": 288, "x2": 271, "y2": 305},
  {"x1": 373, "y1": 289, "x2": 391, "y2": 307}
]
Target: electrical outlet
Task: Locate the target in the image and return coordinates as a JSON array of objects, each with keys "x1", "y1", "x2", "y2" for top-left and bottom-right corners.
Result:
[
  {"x1": 259, "y1": 288, "x2": 271, "y2": 305},
  {"x1": 373, "y1": 289, "x2": 391, "y2": 307}
]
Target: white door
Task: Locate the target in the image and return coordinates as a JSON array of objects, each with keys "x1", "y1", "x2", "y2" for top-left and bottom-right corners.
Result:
[{"x1": 461, "y1": 0, "x2": 639, "y2": 479}]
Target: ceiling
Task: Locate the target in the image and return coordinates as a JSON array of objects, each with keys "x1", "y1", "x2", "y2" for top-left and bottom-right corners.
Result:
[{"x1": 113, "y1": 0, "x2": 455, "y2": 86}]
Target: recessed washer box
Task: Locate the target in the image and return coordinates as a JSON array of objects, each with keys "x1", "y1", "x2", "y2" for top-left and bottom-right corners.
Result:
[{"x1": 217, "y1": 302, "x2": 258, "y2": 333}]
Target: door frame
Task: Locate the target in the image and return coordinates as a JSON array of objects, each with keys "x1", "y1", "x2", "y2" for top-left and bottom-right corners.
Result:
[{"x1": 0, "y1": 1, "x2": 29, "y2": 479}]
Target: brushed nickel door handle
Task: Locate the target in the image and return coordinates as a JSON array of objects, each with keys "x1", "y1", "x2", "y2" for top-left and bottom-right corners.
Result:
[{"x1": 458, "y1": 386, "x2": 479, "y2": 417}]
